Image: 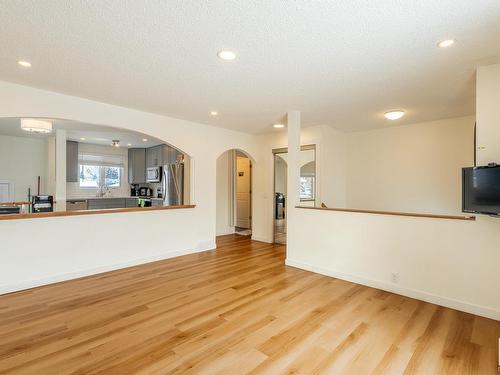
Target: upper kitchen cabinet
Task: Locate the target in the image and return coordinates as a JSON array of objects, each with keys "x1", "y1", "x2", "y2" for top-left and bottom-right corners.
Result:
[
  {"x1": 128, "y1": 148, "x2": 146, "y2": 184},
  {"x1": 146, "y1": 145, "x2": 163, "y2": 168},
  {"x1": 163, "y1": 144, "x2": 184, "y2": 164},
  {"x1": 66, "y1": 141, "x2": 79, "y2": 182}
]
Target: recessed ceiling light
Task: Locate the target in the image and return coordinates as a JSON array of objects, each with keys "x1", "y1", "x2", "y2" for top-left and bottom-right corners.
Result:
[
  {"x1": 217, "y1": 50, "x2": 236, "y2": 61},
  {"x1": 438, "y1": 39, "x2": 455, "y2": 48},
  {"x1": 384, "y1": 110, "x2": 405, "y2": 120},
  {"x1": 80, "y1": 137, "x2": 86, "y2": 141},
  {"x1": 273, "y1": 124, "x2": 285, "y2": 128},
  {"x1": 210, "y1": 111, "x2": 218, "y2": 116},
  {"x1": 142, "y1": 138, "x2": 148, "y2": 142},
  {"x1": 127, "y1": 143, "x2": 132, "y2": 146},
  {"x1": 17, "y1": 60, "x2": 32, "y2": 68}
]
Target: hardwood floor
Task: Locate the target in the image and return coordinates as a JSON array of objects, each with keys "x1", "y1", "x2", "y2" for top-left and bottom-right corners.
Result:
[{"x1": 0, "y1": 235, "x2": 498, "y2": 374}]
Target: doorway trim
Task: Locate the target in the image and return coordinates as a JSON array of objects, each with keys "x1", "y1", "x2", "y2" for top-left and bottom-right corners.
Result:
[{"x1": 272, "y1": 144, "x2": 316, "y2": 244}]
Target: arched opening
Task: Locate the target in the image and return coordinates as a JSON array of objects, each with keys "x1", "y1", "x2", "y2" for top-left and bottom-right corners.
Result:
[
  {"x1": 216, "y1": 149, "x2": 254, "y2": 237},
  {"x1": 0, "y1": 117, "x2": 192, "y2": 215}
]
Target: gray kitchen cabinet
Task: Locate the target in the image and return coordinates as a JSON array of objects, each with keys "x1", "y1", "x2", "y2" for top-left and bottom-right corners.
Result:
[
  {"x1": 151, "y1": 198, "x2": 163, "y2": 207},
  {"x1": 66, "y1": 141, "x2": 79, "y2": 182},
  {"x1": 87, "y1": 198, "x2": 126, "y2": 210},
  {"x1": 146, "y1": 145, "x2": 163, "y2": 168},
  {"x1": 126, "y1": 198, "x2": 139, "y2": 208},
  {"x1": 162, "y1": 144, "x2": 183, "y2": 164},
  {"x1": 128, "y1": 148, "x2": 146, "y2": 184}
]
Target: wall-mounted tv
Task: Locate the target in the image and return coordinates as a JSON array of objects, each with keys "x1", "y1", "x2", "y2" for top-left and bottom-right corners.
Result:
[{"x1": 462, "y1": 165, "x2": 500, "y2": 215}]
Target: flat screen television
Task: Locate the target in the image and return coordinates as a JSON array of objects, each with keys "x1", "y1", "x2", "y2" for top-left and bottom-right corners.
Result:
[{"x1": 462, "y1": 165, "x2": 500, "y2": 215}]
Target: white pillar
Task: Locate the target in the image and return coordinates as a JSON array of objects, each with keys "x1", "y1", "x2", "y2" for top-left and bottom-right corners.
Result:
[
  {"x1": 55, "y1": 129, "x2": 67, "y2": 211},
  {"x1": 286, "y1": 110, "x2": 301, "y2": 245}
]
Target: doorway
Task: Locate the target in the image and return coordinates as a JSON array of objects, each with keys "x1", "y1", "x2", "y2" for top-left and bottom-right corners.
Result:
[
  {"x1": 272, "y1": 145, "x2": 316, "y2": 244},
  {"x1": 216, "y1": 149, "x2": 253, "y2": 237}
]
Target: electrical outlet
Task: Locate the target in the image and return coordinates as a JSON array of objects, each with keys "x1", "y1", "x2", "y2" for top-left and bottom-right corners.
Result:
[{"x1": 391, "y1": 272, "x2": 399, "y2": 284}]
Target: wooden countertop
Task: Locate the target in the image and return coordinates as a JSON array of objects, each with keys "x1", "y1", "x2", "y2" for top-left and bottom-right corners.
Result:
[
  {"x1": 296, "y1": 205, "x2": 476, "y2": 221},
  {"x1": 0, "y1": 205, "x2": 195, "y2": 221}
]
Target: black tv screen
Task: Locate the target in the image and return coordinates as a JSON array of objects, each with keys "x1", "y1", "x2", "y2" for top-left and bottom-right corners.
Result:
[{"x1": 462, "y1": 166, "x2": 500, "y2": 215}]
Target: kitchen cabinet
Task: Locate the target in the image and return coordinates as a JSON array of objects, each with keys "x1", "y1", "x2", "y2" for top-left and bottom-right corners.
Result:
[
  {"x1": 146, "y1": 145, "x2": 163, "y2": 168},
  {"x1": 151, "y1": 198, "x2": 163, "y2": 207},
  {"x1": 128, "y1": 148, "x2": 146, "y2": 184},
  {"x1": 126, "y1": 198, "x2": 139, "y2": 208},
  {"x1": 87, "y1": 198, "x2": 126, "y2": 210},
  {"x1": 162, "y1": 144, "x2": 183, "y2": 164},
  {"x1": 66, "y1": 141, "x2": 79, "y2": 182}
]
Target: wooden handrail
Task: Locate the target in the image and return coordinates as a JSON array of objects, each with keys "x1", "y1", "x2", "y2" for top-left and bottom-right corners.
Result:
[
  {"x1": 296, "y1": 205, "x2": 476, "y2": 221},
  {"x1": 0, "y1": 205, "x2": 196, "y2": 221}
]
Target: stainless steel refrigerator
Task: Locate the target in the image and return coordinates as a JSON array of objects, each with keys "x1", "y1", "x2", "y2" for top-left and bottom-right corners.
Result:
[{"x1": 162, "y1": 163, "x2": 184, "y2": 206}]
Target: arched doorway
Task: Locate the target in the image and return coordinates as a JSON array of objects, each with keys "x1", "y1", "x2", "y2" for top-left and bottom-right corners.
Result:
[{"x1": 216, "y1": 149, "x2": 254, "y2": 237}]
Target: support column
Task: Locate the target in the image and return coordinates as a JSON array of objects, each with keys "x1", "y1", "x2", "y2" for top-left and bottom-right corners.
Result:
[
  {"x1": 55, "y1": 129, "x2": 67, "y2": 211},
  {"x1": 286, "y1": 110, "x2": 301, "y2": 245}
]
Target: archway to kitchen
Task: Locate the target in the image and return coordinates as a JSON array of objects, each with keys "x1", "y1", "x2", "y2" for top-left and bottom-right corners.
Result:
[
  {"x1": 216, "y1": 148, "x2": 254, "y2": 237},
  {"x1": 0, "y1": 117, "x2": 192, "y2": 212}
]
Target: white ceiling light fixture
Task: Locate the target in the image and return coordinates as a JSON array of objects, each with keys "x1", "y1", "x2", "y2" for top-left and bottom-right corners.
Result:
[
  {"x1": 111, "y1": 140, "x2": 120, "y2": 147},
  {"x1": 384, "y1": 110, "x2": 405, "y2": 120},
  {"x1": 20, "y1": 118, "x2": 52, "y2": 133},
  {"x1": 217, "y1": 50, "x2": 236, "y2": 61},
  {"x1": 17, "y1": 60, "x2": 32, "y2": 68},
  {"x1": 142, "y1": 138, "x2": 148, "y2": 142},
  {"x1": 127, "y1": 143, "x2": 132, "y2": 146},
  {"x1": 273, "y1": 123, "x2": 285, "y2": 128},
  {"x1": 210, "y1": 110, "x2": 218, "y2": 116},
  {"x1": 438, "y1": 39, "x2": 455, "y2": 48}
]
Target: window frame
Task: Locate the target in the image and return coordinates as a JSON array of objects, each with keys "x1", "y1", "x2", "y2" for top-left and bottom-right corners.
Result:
[{"x1": 79, "y1": 164, "x2": 122, "y2": 189}]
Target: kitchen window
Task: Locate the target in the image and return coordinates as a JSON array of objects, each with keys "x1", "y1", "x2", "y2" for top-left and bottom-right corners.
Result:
[
  {"x1": 79, "y1": 165, "x2": 121, "y2": 188},
  {"x1": 78, "y1": 153, "x2": 125, "y2": 188}
]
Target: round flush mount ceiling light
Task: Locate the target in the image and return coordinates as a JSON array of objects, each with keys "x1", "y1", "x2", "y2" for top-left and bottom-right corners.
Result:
[
  {"x1": 438, "y1": 39, "x2": 455, "y2": 48},
  {"x1": 18, "y1": 60, "x2": 32, "y2": 68},
  {"x1": 210, "y1": 110, "x2": 218, "y2": 116},
  {"x1": 384, "y1": 110, "x2": 405, "y2": 120},
  {"x1": 127, "y1": 143, "x2": 132, "y2": 146},
  {"x1": 80, "y1": 137, "x2": 86, "y2": 141},
  {"x1": 217, "y1": 50, "x2": 236, "y2": 61},
  {"x1": 21, "y1": 118, "x2": 52, "y2": 133},
  {"x1": 273, "y1": 124, "x2": 285, "y2": 128},
  {"x1": 142, "y1": 138, "x2": 148, "y2": 142}
]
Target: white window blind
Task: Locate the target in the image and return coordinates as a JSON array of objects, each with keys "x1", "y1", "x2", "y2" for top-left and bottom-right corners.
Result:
[{"x1": 78, "y1": 153, "x2": 125, "y2": 167}]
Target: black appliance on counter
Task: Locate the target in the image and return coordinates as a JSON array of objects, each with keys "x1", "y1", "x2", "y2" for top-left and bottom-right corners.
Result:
[
  {"x1": 32, "y1": 195, "x2": 54, "y2": 213},
  {"x1": 0, "y1": 206, "x2": 20, "y2": 215},
  {"x1": 130, "y1": 184, "x2": 140, "y2": 197},
  {"x1": 139, "y1": 187, "x2": 152, "y2": 197}
]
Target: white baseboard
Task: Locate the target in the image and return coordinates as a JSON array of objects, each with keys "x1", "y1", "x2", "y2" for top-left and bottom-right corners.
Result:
[
  {"x1": 251, "y1": 235, "x2": 273, "y2": 243},
  {"x1": 286, "y1": 258, "x2": 500, "y2": 321},
  {"x1": 0, "y1": 247, "x2": 208, "y2": 295}
]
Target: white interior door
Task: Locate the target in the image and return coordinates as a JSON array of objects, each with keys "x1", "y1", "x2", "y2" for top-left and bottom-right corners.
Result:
[
  {"x1": 0, "y1": 181, "x2": 13, "y2": 202},
  {"x1": 236, "y1": 156, "x2": 251, "y2": 229}
]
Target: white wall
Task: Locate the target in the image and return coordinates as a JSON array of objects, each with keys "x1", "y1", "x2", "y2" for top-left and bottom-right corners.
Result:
[
  {"x1": 66, "y1": 142, "x2": 130, "y2": 198},
  {"x1": 287, "y1": 209, "x2": 500, "y2": 320},
  {"x1": 0, "y1": 80, "x2": 263, "y2": 293},
  {"x1": 345, "y1": 116, "x2": 475, "y2": 215},
  {"x1": 0, "y1": 134, "x2": 48, "y2": 201},
  {"x1": 476, "y1": 63, "x2": 500, "y2": 165}
]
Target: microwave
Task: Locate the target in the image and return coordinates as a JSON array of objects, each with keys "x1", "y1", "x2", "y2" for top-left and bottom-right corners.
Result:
[{"x1": 146, "y1": 167, "x2": 162, "y2": 182}]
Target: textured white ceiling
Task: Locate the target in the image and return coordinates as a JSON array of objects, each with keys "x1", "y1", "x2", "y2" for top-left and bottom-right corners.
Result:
[{"x1": 0, "y1": 1, "x2": 499, "y2": 134}]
